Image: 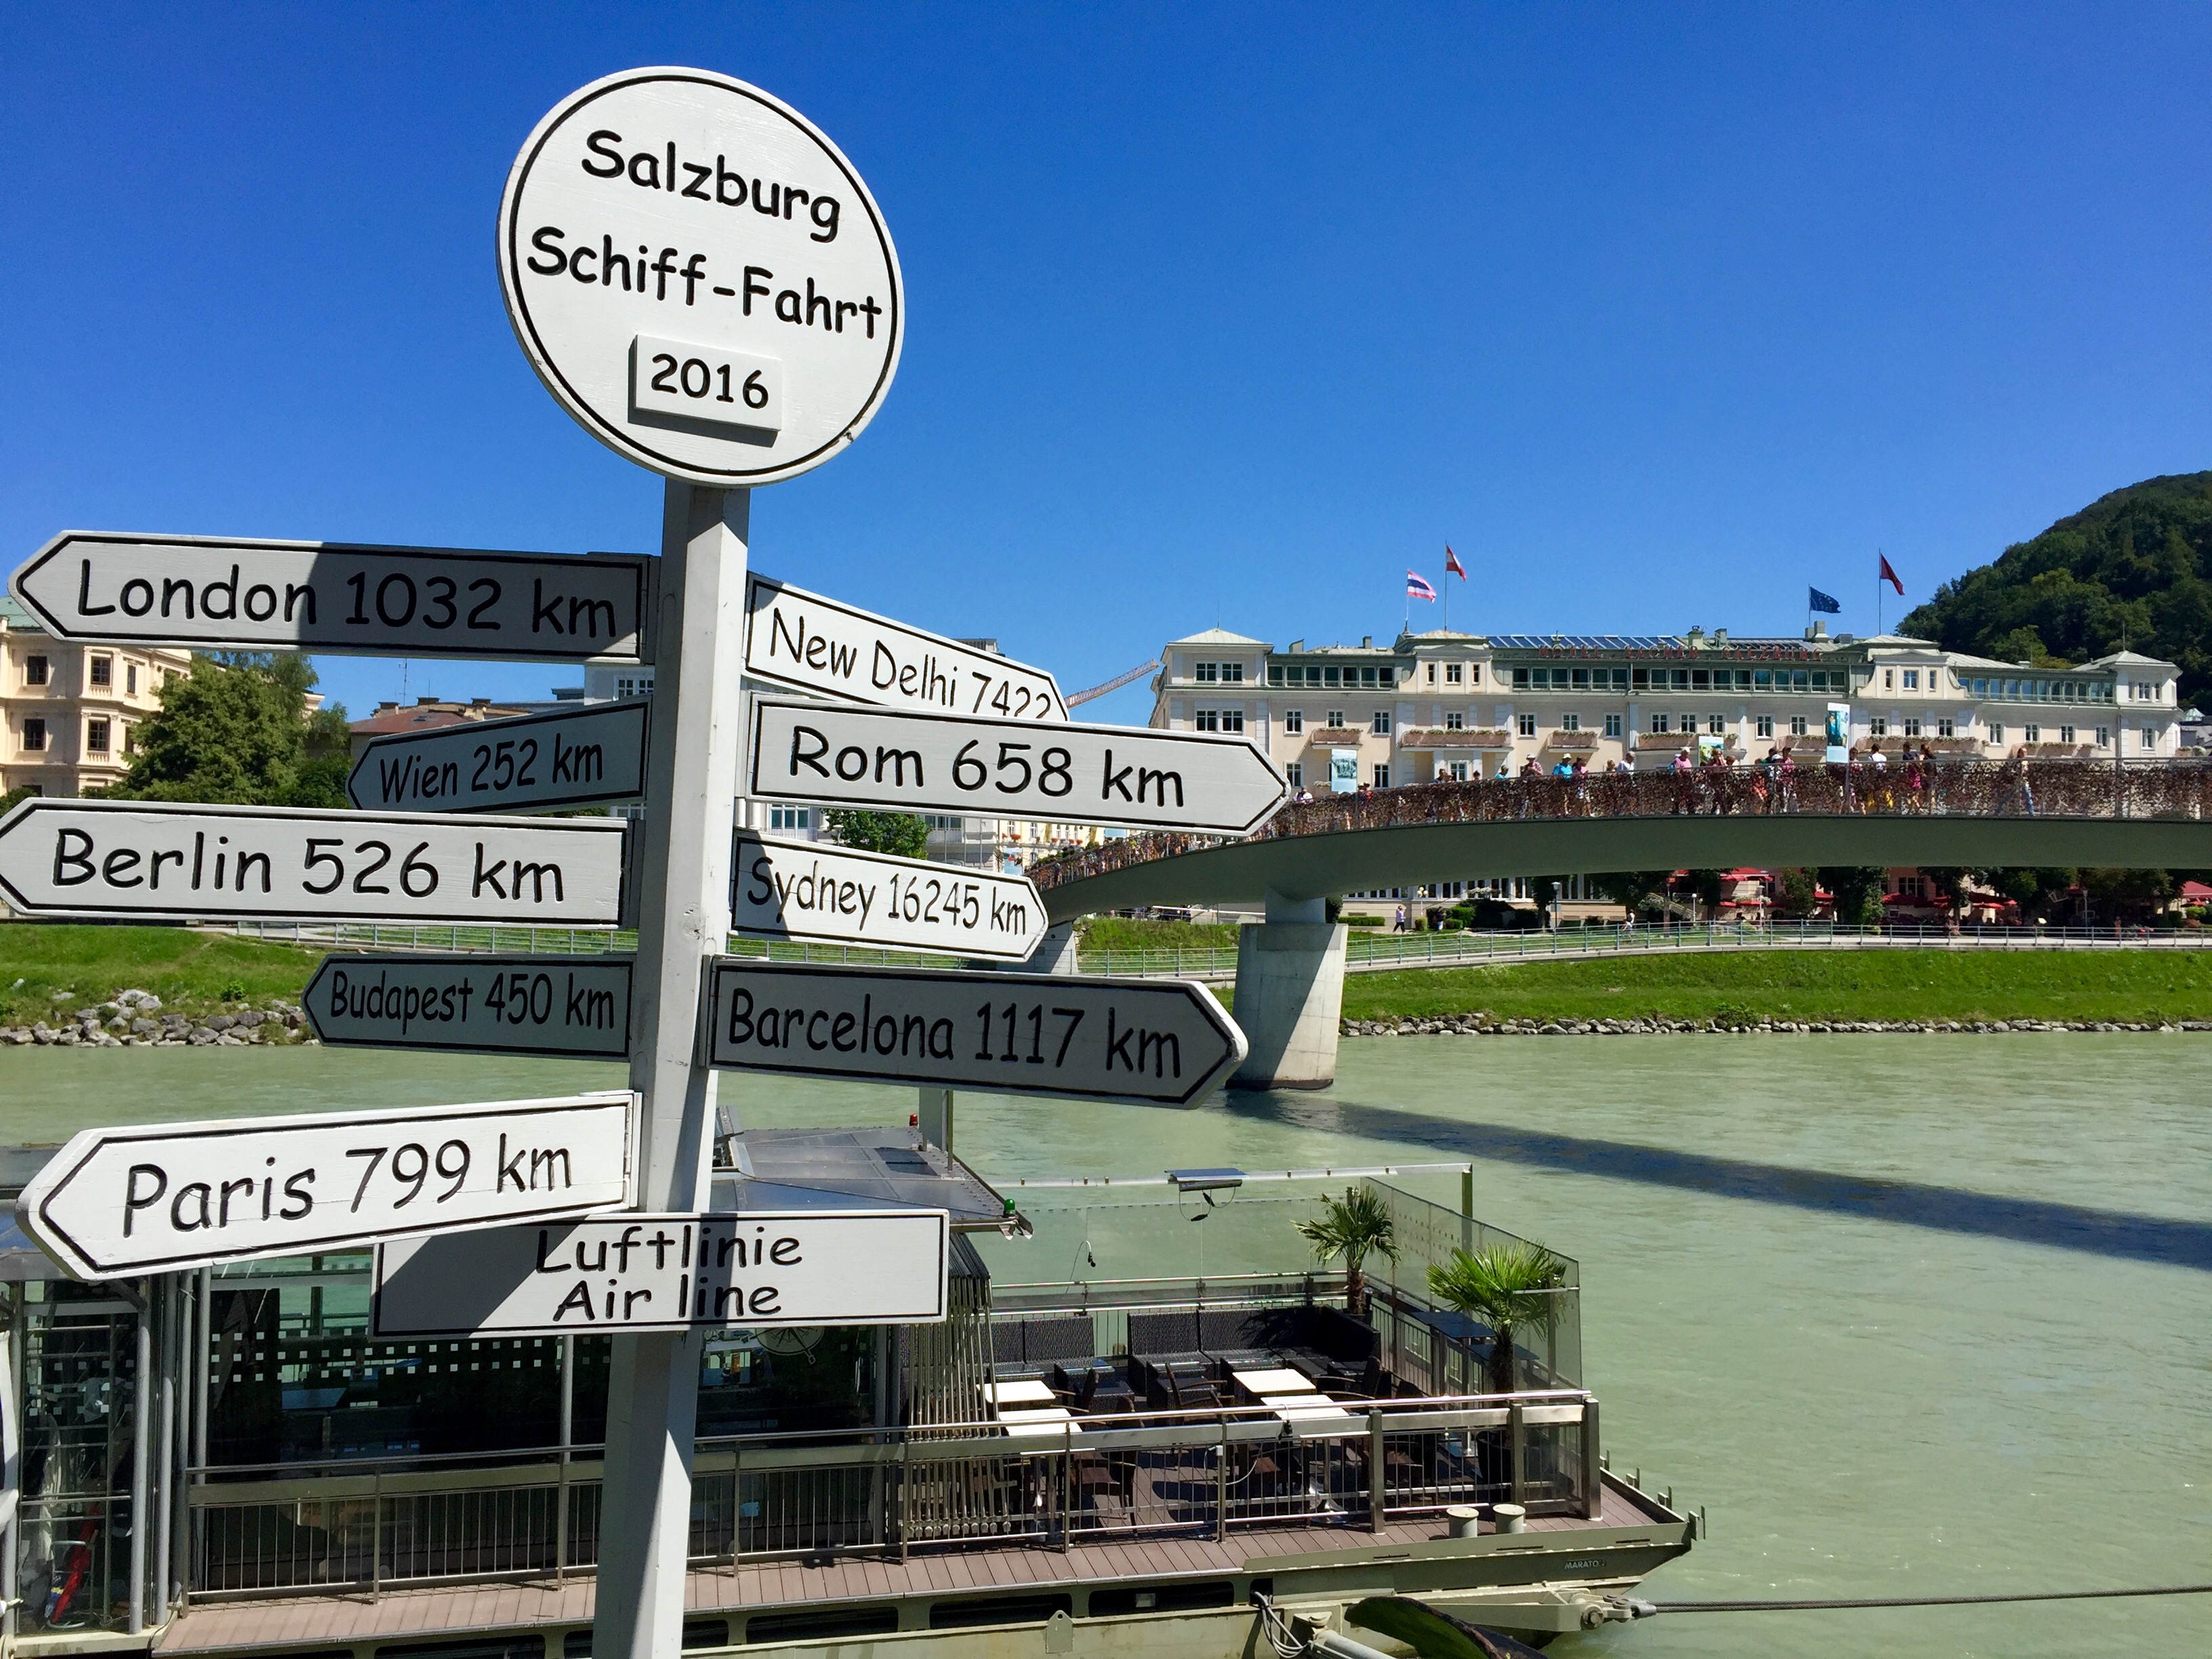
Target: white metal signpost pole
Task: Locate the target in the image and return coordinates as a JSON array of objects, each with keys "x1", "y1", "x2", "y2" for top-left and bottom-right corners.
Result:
[{"x1": 500, "y1": 65, "x2": 902, "y2": 1659}]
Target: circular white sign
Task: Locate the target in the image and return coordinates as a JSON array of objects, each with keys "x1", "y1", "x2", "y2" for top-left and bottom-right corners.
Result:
[{"x1": 499, "y1": 68, "x2": 903, "y2": 486}]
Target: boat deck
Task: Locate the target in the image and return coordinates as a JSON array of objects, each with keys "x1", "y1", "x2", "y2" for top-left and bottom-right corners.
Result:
[{"x1": 157, "y1": 1483, "x2": 1677, "y2": 1656}]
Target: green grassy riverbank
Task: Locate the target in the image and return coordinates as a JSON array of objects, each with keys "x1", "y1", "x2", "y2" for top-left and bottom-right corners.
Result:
[
  {"x1": 1327, "y1": 949, "x2": 2212, "y2": 1027},
  {"x1": 0, "y1": 926, "x2": 318, "y2": 1027}
]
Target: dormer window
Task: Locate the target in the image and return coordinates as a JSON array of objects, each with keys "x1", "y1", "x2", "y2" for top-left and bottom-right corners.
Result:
[
  {"x1": 1195, "y1": 661, "x2": 1218, "y2": 682},
  {"x1": 1445, "y1": 663, "x2": 1463, "y2": 684}
]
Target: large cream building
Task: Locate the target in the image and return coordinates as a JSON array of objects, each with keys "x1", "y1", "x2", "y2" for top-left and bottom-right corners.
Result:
[
  {"x1": 1, "y1": 596, "x2": 192, "y2": 798},
  {"x1": 1150, "y1": 623, "x2": 2183, "y2": 788}
]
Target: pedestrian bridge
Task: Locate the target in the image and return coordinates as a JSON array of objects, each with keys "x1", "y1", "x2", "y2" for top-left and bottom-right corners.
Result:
[{"x1": 1025, "y1": 759, "x2": 2212, "y2": 1090}]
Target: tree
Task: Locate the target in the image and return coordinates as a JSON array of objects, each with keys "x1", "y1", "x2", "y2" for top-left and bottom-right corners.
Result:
[
  {"x1": 1590, "y1": 871, "x2": 1671, "y2": 915},
  {"x1": 104, "y1": 654, "x2": 350, "y2": 806},
  {"x1": 1426, "y1": 1240, "x2": 1567, "y2": 1397},
  {"x1": 820, "y1": 810, "x2": 930, "y2": 860},
  {"x1": 1774, "y1": 867, "x2": 1819, "y2": 919},
  {"x1": 1294, "y1": 1187, "x2": 1397, "y2": 1316},
  {"x1": 1688, "y1": 868, "x2": 1729, "y2": 920},
  {"x1": 1817, "y1": 865, "x2": 1887, "y2": 926},
  {"x1": 2081, "y1": 866, "x2": 2175, "y2": 922}
]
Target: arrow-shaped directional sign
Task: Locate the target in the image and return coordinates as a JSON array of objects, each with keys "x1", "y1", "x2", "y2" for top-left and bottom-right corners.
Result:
[
  {"x1": 747, "y1": 699, "x2": 1285, "y2": 836},
  {"x1": 733, "y1": 834, "x2": 1046, "y2": 962},
  {"x1": 303, "y1": 955, "x2": 634, "y2": 1059},
  {"x1": 348, "y1": 700, "x2": 649, "y2": 813},
  {"x1": 0, "y1": 798, "x2": 628, "y2": 924},
  {"x1": 10, "y1": 532, "x2": 649, "y2": 661},
  {"x1": 745, "y1": 575, "x2": 1067, "y2": 720},
  {"x1": 704, "y1": 958, "x2": 1248, "y2": 1106},
  {"x1": 16, "y1": 1091, "x2": 636, "y2": 1279}
]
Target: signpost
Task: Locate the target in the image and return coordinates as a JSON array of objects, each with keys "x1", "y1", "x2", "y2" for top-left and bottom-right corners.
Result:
[
  {"x1": 498, "y1": 68, "x2": 903, "y2": 487},
  {"x1": 348, "y1": 699, "x2": 649, "y2": 813},
  {"x1": 303, "y1": 954, "x2": 633, "y2": 1059},
  {"x1": 15, "y1": 1092, "x2": 636, "y2": 1279},
  {"x1": 705, "y1": 958, "x2": 1249, "y2": 1106},
  {"x1": 9, "y1": 533, "x2": 649, "y2": 660},
  {"x1": 744, "y1": 575, "x2": 1066, "y2": 720},
  {"x1": 747, "y1": 697, "x2": 1286, "y2": 836},
  {"x1": 0, "y1": 798, "x2": 628, "y2": 924},
  {"x1": 370, "y1": 1208, "x2": 947, "y2": 1337},
  {"x1": 732, "y1": 834, "x2": 1046, "y2": 962}
]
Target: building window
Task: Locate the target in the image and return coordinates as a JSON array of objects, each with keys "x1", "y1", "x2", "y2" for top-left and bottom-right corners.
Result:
[
  {"x1": 1603, "y1": 713, "x2": 1622, "y2": 738},
  {"x1": 1938, "y1": 718, "x2": 1955, "y2": 738},
  {"x1": 1511, "y1": 668, "x2": 1530, "y2": 690},
  {"x1": 1756, "y1": 715, "x2": 1774, "y2": 738},
  {"x1": 127, "y1": 663, "x2": 138, "y2": 695},
  {"x1": 1326, "y1": 709, "x2": 1345, "y2": 729},
  {"x1": 1443, "y1": 711, "x2": 1464, "y2": 730},
  {"x1": 1561, "y1": 713, "x2": 1580, "y2": 733},
  {"x1": 1323, "y1": 667, "x2": 1341, "y2": 688},
  {"x1": 1680, "y1": 714, "x2": 1696, "y2": 735},
  {"x1": 1194, "y1": 710, "x2": 1219, "y2": 732},
  {"x1": 1470, "y1": 665, "x2": 1483, "y2": 686},
  {"x1": 1372, "y1": 764, "x2": 1390, "y2": 787},
  {"x1": 1195, "y1": 662, "x2": 1218, "y2": 682},
  {"x1": 1707, "y1": 715, "x2": 1725, "y2": 736},
  {"x1": 1517, "y1": 714, "x2": 1537, "y2": 737},
  {"x1": 1649, "y1": 714, "x2": 1669, "y2": 735},
  {"x1": 1869, "y1": 717, "x2": 1888, "y2": 737},
  {"x1": 2022, "y1": 724, "x2": 2040, "y2": 743},
  {"x1": 1221, "y1": 709, "x2": 1244, "y2": 733},
  {"x1": 1904, "y1": 718, "x2": 1921, "y2": 737},
  {"x1": 89, "y1": 656, "x2": 112, "y2": 688},
  {"x1": 1370, "y1": 711, "x2": 1391, "y2": 735},
  {"x1": 1426, "y1": 663, "x2": 1436, "y2": 684},
  {"x1": 1222, "y1": 663, "x2": 1244, "y2": 682},
  {"x1": 769, "y1": 807, "x2": 812, "y2": 831},
  {"x1": 1903, "y1": 670, "x2": 1919, "y2": 689},
  {"x1": 2060, "y1": 724, "x2": 2076, "y2": 743},
  {"x1": 2095, "y1": 725, "x2": 2110, "y2": 747},
  {"x1": 2142, "y1": 726, "x2": 2158, "y2": 750},
  {"x1": 1267, "y1": 665, "x2": 1284, "y2": 686},
  {"x1": 1282, "y1": 710, "x2": 1304, "y2": 735},
  {"x1": 21, "y1": 718, "x2": 45, "y2": 752},
  {"x1": 1988, "y1": 723, "x2": 2005, "y2": 745},
  {"x1": 1883, "y1": 670, "x2": 1893, "y2": 689},
  {"x1": 924, "y1": 815, "x2": 964, "y2": 830},
  {"x1": 86, "y1": 718, "x2": 110, "y2": 754},
  {"x1": 1790, "y1": 716, "x2": 1807, "y2": 737},
  {"x1": 1284, "y1": 762, "x2": 1303, "y2": 787},
  {"x1": 1445, "y1": 663, "x2": 1463, "y2": 684},
  {"x1": 24, "y1": 655, "x2": 48, "y2": 687},
  {"x1": 615, "y1": 675, "x2": 653, "y2": 698}
]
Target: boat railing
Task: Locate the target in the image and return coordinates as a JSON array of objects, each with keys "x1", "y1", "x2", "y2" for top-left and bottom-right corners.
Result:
[{"x1": 182, "y1": 1388, "x2": 1599, "y2": 1603}]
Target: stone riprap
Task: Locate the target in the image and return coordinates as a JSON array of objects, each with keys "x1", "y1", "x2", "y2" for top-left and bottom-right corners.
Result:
[{"x1": 1, "y1": 987, "x2": 312, "y2": 1048}]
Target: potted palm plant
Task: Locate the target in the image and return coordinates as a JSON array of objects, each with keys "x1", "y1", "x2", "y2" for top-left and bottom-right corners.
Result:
[
  {"x1": 1294, "y1": 1187, "x2": 1397, "y2": 1316},
  {"x1": 1426, "y1": 1240, "x2": 1566, "y2": 1396}
]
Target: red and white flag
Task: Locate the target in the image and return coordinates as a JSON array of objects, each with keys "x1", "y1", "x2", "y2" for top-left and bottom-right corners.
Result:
[
  {"x1": 1444, "y1": 546, "x2": 1467, "y2": 581},
  {"x1": 1407, "y1": 571, "x2": 1437, "y2": 602},
  {"x1": 1879, "y1": 553, "x2": 1904, "y2": 596}
]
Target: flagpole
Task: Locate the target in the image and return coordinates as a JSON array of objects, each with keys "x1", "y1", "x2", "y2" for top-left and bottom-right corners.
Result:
[{"x1": 1877, "y1": 550, "x2": 1883, "y2": 637}]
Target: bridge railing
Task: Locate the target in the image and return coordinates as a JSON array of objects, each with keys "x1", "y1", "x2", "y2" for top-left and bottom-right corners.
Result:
[{"x1": 1032, "y1": 756, "x2": 2212, "y2": 893}]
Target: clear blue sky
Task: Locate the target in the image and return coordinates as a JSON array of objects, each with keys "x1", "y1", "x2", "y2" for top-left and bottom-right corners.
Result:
[{"x1": 5, "y1": 4, "x2": 2208, "y2": 724}]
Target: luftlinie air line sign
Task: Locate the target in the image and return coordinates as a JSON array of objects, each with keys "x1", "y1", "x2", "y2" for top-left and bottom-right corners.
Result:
[
  {"x1": 0, "y1": 799, "x2": 628, "y2": 924},
  {"x1": 11, "y1": 533, "x2": 649, "y2": 660}
]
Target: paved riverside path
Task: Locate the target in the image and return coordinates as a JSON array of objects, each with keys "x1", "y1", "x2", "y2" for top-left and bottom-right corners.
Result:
[{"x1": 1032, "y1": 759, "x2": 2212, "y2": 921}]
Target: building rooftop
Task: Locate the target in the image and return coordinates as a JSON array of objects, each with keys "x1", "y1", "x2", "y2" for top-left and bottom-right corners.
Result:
[{"x1": 1166, "y1": 627, "x2": 1269, "y2": 647}]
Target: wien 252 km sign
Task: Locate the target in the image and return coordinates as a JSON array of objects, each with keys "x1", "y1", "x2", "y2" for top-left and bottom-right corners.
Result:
[
  {"x1": 733, "y1": 834, "x2": 1046, "y2": 962},
  {"x1": 16, "y1": 1092, "x2": 636, "y2": 1279},
  {"x1": 705, "y1": 959, "x2": 1249, "y2": 1106},
  {"x1": 0, "y1": 799, "x2": 627, "y2": 924},
  {"x1": 11, "y1": 533, "x2": 649, "y2": 661},
  {"x1": 304, "y1": 956, "x2": 633, "y2": 1060},
  {"x1": 747, "y1": 700, "x2": 1285, "y2": 836},
  {"x1": 348, "y1": 701, "x2": 648, "y2": 813},
  {"x1": 371, "y1": 1209, "x2": 947, "y2": 1337}
]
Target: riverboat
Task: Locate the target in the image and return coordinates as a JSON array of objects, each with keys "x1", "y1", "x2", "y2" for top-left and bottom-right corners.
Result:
[{"x1": 0, "y1": 1128, "x2": 1692, "y2": 1659}]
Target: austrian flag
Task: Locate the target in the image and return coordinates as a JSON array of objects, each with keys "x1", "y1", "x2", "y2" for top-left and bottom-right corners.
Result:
[{"x1": 1406, "y1": 571, "x2": 1437, "y2": 602}]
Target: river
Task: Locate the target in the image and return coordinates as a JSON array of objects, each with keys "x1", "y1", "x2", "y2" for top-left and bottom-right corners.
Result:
[{"x1": 1, "y1": 1035, "x2": 2206, "y2": 1658}]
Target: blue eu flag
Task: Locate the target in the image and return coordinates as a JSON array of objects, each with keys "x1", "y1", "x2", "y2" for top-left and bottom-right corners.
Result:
[{"x1": 1808, "y1": 587, "x2": 1841, "y2": 614}]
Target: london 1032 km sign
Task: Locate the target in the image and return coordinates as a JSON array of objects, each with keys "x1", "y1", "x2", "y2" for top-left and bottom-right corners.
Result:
[
  {"x1": 733, "y1": 834, "x2": 1046, "y2": 962},
  {"x1": 16, "y1": 1092, "x2": 636, "y2": 1279},
  {"x1": 500, "y1": 67, "x2": 901, "y2": 486},
  {"x1": 0, "y1": 799, "x2": 627, "y2": 924},
  {"x1": 11, "y1": 533, "x2": 648, "y2": 660},
  {"x1": 348, "y1": 700, "x2": 649, "y2": 814},
  {"x1": 748, "y1": 699, "x2": 1286, "y2": 836}
]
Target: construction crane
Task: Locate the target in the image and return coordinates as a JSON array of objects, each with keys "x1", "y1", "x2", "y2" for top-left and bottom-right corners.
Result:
[{"x1": 1067, "y1": 658, "x2": 1161, "y2": 708}]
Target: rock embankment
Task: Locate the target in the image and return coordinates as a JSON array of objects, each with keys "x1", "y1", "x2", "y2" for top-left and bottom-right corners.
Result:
[
  {"x1": 1344, "y1": 1015, "x2": 2210, "y2": 1037},
  {"x1": 1, "y1": 988, "x2": 314, "y2": 1048}
]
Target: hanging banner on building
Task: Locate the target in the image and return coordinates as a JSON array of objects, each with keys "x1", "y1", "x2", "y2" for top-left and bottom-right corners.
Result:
[
  {"x1": 731, "y1": 834, "x2": 1046, "y2": 962},
  {"x1": 747, "y1": 699, "x2": 1284, "y2": 836},
  {"x1": 743, "y1": 575, "x2": 1066, "y2": 721},
  {"x1": 0, "y1": 799, "x2": 628, "y2": 924},
  {"x1": 348, "y1": 700, "x2": 649, "y2": 814},
  {"x1": 302, "y1": 955, "x2": 633, "y2": 1059},
  {"x1": 499, "y1": 68, "x2": 903, "y2": 487},
  {"x1": 1826, "y1": 702, "x2": 1851, "y2": 765},
  {"x1": 370, "y1": 1208, "x2": 947, "y2": 1336},
  {"x1": 16, "y1": 1092, "x2": 637, "y2": 1279},
  {"x1": 705, "y1": 958, "x2": 1248, "y2": 1106},
  {"x1": 10, "y1": 533, "x2": 649, "y2": 661}
]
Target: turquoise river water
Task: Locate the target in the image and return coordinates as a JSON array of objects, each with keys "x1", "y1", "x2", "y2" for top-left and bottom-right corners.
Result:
[{"x1": 0, "y1": 1034, "x2": 2206, "y2": 1659}]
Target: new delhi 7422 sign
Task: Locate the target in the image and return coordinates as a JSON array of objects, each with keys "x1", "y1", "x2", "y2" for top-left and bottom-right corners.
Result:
[{"x1": 747, "y1": 700, "x2": 1285, "y2": 837}]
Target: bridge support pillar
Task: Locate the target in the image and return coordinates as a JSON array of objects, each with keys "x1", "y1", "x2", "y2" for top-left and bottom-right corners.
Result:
[{"x1": 1230, "y1": 891, "x2": 1345, "y2": 1090}]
